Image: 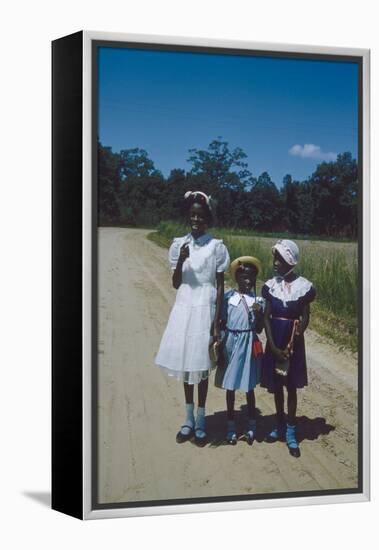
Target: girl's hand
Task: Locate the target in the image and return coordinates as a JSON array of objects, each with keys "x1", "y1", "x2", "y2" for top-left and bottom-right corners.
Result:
[
  {"x1": 179, "y1": 243, "x2": 190, "y2": 261},
  {"x1": 252, "y1": 303, "x2": 263, "y2": 315},
  {"x1": 294, "y1": 319, "x2": 304, "y2": 338},
  {"x1": 213, "y1": 326, "x2": 222, "y2": 344},
  {"x1": 273, "y1": 347, "x2": 289, "y2": 363}
]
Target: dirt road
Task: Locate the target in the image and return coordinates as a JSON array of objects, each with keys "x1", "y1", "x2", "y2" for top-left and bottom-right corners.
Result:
[{"x1": 98, "y1": 228, "x2": 358, "y2": 504}]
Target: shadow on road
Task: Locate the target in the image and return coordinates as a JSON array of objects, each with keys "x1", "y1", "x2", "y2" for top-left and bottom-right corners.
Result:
[{"x1": 205, "y1": 406, "x2": 335, "y2": 447}]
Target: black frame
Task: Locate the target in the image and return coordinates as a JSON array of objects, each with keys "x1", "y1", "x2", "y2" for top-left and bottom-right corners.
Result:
[
  {"x1": 52, "y1": 31, "x2": 366, "y2": 520},
  {"x1": 52, "y1": 31, "x2": 83, "y2": 519}
]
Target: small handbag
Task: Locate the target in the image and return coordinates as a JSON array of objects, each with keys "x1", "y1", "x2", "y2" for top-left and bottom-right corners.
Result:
[
  {"x1": 240, "y1": 294, "x2": 263, "y2": 359},
  {"x1": 275, "y1": 358, "x2": 290, "y2": 377},
  {"x1": 274, "y1": 319, "x2": 300, "y2": 377},
  {"x1": 252, "y1": 335, "x2": 263, "y2": 359}
]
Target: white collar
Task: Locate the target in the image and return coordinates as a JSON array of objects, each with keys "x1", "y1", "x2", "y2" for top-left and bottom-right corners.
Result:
[
  {"x1": 187, "y1": 232, "x2": 212, "y2": 246},
  {"x1": 229, "y1": 291, "x2": 255, "y2": 307},
  {"x1": 266, "y1": 276, "x2": 312, "y2": 304}
]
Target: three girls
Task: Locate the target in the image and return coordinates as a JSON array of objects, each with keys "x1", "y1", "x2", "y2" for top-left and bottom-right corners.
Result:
[{"x1": 156, "y1": 193, "x2": 315, "y2": 457}]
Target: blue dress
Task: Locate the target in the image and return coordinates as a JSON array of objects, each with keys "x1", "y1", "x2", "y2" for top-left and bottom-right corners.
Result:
[
  {"x1": 261, "y1": 276, "x2": 316, "y2": 393},
  {"x1": 219, "y1": 289, "x2": 264, "y2": 392}
]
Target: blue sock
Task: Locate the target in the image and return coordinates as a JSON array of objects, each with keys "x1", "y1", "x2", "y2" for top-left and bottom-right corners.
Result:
[
  {"x1": 180, "y1": 403, "x2": 194, "y2": 436},
  {"x1": 195, "y1": 406, "x2": 206, "y2": 436}
]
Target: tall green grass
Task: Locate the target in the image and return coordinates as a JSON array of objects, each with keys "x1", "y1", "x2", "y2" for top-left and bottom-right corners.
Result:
[
  {"x1": 155, "y1": 221, "x2": 356, "y2": 243},
  {"x1": 152, "y1": 221, "x2": 358, "y2": 351}
]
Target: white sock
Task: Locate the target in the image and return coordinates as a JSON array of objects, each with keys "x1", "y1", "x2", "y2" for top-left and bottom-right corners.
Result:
[{"x1": 181, "y1": 403, "x2": 195, "y2": 435}]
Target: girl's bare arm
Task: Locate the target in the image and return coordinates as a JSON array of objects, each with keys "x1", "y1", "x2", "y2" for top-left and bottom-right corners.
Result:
[
  {"x1": 297, "y1": 303, "x2": 310, "y2": 336},
  {"x1": 253, "y1": 303, "x2": 264, "y2": 334},
  {"x1": 213, "y1": 272, "x2": 224, "y2": 340},
  {"x1": 172, "y1": 244, "x2": 189, "y2": 289},
  {"x1": 264, "y1": 301, "x2": 288, "y2": 361}
]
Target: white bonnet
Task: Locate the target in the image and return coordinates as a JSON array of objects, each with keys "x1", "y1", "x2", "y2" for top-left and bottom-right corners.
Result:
[{"x1": 272, "y1": 239, "x2": 299, "y2": 266}]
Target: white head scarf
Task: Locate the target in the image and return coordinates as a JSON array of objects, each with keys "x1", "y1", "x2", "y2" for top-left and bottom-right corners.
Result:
[{"x1": 272, "y1": 239, "x2": 299, "y2": 266}]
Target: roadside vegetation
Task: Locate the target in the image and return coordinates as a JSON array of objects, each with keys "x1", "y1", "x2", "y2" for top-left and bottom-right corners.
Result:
[{"x1": 149, "y1": 221, "x2": 358, "y2": 353}]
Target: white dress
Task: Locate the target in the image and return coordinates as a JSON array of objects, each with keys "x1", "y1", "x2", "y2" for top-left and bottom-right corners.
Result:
[{"x1": 155, "y1": 233, "x2": 230, "y2": 384}]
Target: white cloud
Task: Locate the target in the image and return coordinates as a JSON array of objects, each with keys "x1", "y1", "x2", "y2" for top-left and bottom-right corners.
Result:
[{"x1": 289, "y1": 144, "x2": 337, "y2": 161}]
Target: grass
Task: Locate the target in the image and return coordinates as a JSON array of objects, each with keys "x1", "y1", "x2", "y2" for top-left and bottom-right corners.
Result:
[
  {"x1": 151, "y1": 221, "x2": 357, "y2": 243},
  {"x1": 148, "y1": 221, "x2": 359, "y2": 353}
]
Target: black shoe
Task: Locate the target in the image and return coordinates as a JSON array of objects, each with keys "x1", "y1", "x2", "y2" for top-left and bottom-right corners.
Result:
[
  {"x1": 288, "y1": 446, "x2": 301, "y2": 458},
  {"x1": 226, "y1": 432, "x2": 237, "y2": 445},
  {"x1": 286, "y1": 424, "x2": 300, "y2": 458},
  {"x1": 176, "y1": 425, "x2": 194, "y2": 443},
  {"x1": 244, "y1": 420, "x2": 256, "y2": 446},
  {"x1": 265, "y1": 425, "x2": 285, "y2": 443},
  {"x1": 194, "y1": 428, "x2": 207, "y2": 447},
  {"x1": 245, "y1": 431, "x2": 254, "y2": 446}
]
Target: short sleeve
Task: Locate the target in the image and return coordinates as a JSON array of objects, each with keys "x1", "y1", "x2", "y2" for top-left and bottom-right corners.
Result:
[
  {"x1": 221, "y1": 290, "x2": 233, "y2": 323},
  {"x1": 215, "y1": 241, "x2": 230, "y2": 273},
  {"x1": 168, "y1": 238, "x2": 182, "y2": 271},
  {"x1": 302, "y1": 285, "x2": 316, "y2": 304}
]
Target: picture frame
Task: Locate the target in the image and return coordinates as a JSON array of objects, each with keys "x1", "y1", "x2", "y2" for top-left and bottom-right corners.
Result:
[{"x1": 52, "y1": 30, "x2": 370, "y2": 520}]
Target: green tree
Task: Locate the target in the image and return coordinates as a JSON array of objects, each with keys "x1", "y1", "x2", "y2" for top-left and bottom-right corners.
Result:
[
  {"x1": 98, "y1": 142, "x2": 121, "y2": 225},
  {"x1": 247, "y1": 172, "x2": 283, "y2": 230},
  {"x1": 279, "y1": 175, "x2": 315, "y2": 234},
  {"x1": 119, "y1": 148, "x2": 162, "y2": 180},
  {"x1": 187, "y1": 138, "x2": 252, "y2": 192},
  {"x1": 309, "y1": 152, "x2": 358, "y2": 237},
  {"x1": 116, "y1": 148, "x2": 165, "y2": 226},
  {"x1": 295, "y1": 182, "x2": 314, "y2": 235}
]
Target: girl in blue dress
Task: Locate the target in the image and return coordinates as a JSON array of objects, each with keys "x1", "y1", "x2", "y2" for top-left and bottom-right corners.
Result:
[
  {"x1": 218, "y1": 256, "x2": 264, "y2": 445},
  {"x1": 261, "y1": 239, "x2": 316, "y2": 457}
]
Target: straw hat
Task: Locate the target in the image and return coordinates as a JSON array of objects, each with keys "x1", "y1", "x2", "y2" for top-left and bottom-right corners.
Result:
[{"x1": 230, "y1": 256, "x2": 262, "y2": 281}]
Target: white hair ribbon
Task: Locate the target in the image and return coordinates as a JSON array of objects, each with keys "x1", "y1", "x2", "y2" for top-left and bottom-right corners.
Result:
[{"x1": 183, "y1": 190, "x2": 212, "y2": 210}]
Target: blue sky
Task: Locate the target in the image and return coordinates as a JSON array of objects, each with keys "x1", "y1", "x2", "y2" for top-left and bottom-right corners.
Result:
[{"x1": 98, "y1": 46, "x2": 359, "y2": 188}]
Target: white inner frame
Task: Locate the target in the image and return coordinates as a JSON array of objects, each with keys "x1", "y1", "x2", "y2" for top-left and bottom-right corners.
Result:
[{"x1": 82, "y1": 30, "x2": 370, "y2": 520}]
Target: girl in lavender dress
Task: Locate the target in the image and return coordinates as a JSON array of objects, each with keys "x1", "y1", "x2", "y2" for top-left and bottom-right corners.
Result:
[
  {"x1": 261, "y1": 239, "x2": 316, "y2": 457},
  {"x1": 155, "y1": 191, "x2": 230, "y2": 446}
]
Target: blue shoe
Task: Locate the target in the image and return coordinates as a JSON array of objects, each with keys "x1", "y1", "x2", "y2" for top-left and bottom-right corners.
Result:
[{"x1": 286, "y1": 424, "x2": 300, "y2": 457}]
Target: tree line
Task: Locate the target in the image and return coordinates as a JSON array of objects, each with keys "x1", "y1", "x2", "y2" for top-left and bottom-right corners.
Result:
[{"x1": 98, "y1": 138, "x2": 358, "y2": 238}]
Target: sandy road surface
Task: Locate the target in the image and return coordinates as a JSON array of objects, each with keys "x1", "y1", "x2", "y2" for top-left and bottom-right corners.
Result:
[{"x1": 98, "y1": 228, "x2": 358, "y2": 504}]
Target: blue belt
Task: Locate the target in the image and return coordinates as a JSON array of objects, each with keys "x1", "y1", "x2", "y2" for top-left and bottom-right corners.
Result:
[{"x1": 226, "y1": 327, "x2": 253, "y2": 333}]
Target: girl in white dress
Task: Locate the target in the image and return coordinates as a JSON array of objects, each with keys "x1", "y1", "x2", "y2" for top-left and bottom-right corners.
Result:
[{"x1": 155, "y1": 191, "x2": 230, "y2": 446}]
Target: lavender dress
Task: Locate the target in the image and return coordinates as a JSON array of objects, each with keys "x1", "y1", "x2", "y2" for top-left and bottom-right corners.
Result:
[{"x1": 261, "y1": 276, "x2": 316, "y2": 393}]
